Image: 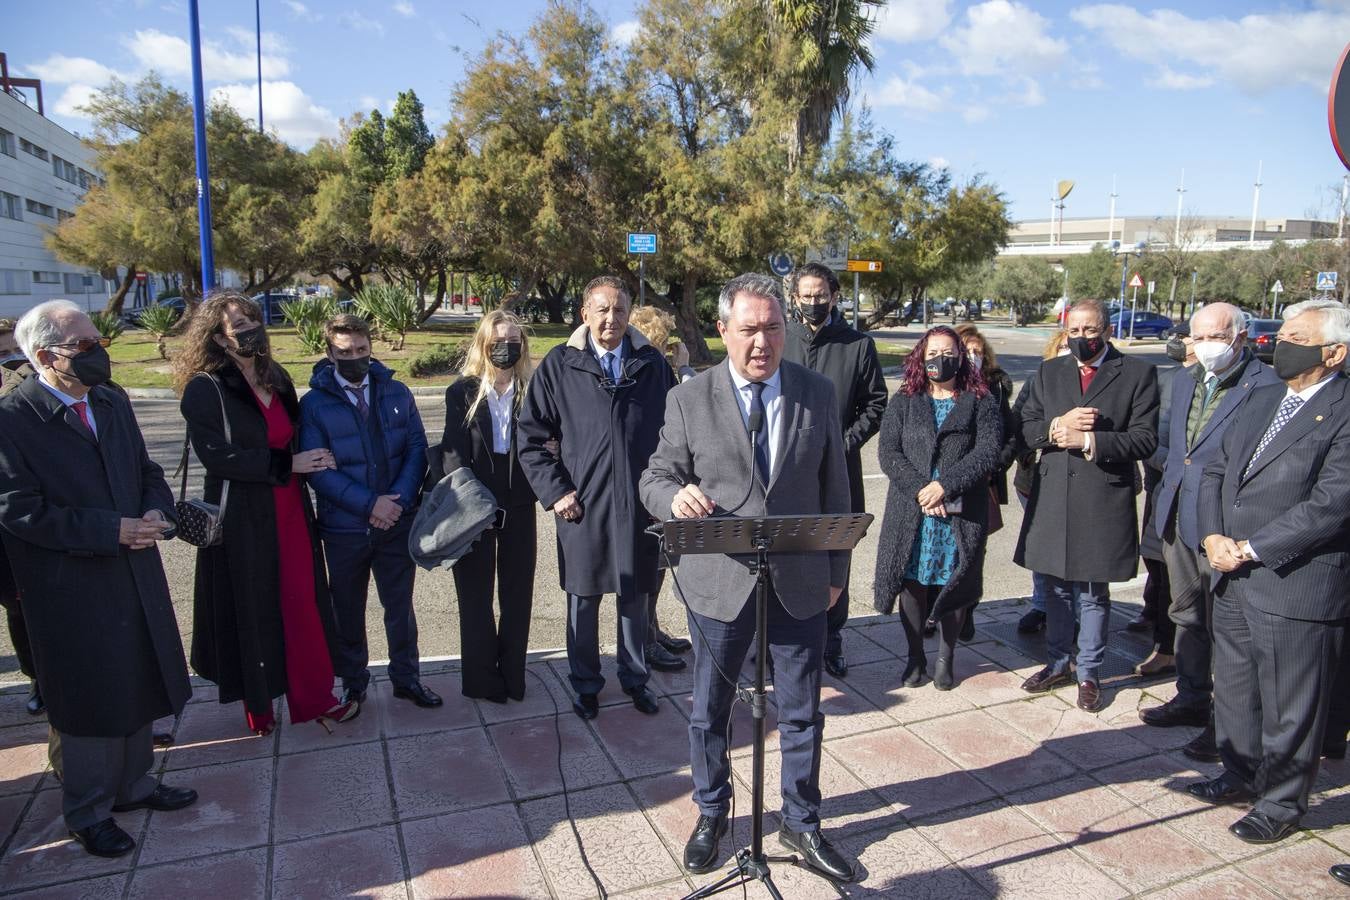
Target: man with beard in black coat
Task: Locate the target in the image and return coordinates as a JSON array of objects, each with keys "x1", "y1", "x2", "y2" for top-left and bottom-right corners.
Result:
[
  {"x1": 519, "y1": 276, "x2": 676, "y2": 720},
  {"x1": 781, "y1": 263, "x2": 887, "y2": 677}
]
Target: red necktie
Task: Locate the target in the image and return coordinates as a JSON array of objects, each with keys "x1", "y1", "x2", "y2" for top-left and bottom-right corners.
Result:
[
  {"x1": 71, "y1": 400, "x2": 95, "y2": 436},
  {"x1": 1079, "y1": 365, "x2": 1097, "y2": 394}
]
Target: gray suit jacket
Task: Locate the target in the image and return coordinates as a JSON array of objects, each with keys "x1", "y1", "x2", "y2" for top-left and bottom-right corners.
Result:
[{"x1": 638, "y1": 359, "x2": 850, "y2": 622}]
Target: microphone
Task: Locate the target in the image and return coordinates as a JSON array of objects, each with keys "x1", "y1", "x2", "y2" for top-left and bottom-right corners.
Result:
[{"x1": 748, "y1": 409, "x2": 763, "y2": 435}]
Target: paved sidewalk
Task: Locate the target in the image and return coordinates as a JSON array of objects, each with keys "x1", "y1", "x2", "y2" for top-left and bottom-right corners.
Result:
[{"x1": 1, "y1": 598, "x2": 1347, "y2": 898}]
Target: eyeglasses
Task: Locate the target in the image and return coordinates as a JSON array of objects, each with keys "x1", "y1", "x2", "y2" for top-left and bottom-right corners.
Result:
[{"x1": 48, "y1": 337, "x2": 111, "y2": 353}]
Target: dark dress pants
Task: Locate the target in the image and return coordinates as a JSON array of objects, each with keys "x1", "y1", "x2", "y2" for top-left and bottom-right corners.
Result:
[
  {"x1": 453, "y1": 506, "x2": 537, "y2": 700},
  {"x1": 687, "y1": 587, "x2": 826, "y2": 832},
  {"x1": 1141, "y1": 556, "x2": 1177, "y2": 651},
  {"x1": 1324, "y1": 640, "x2": 1350, "y2": 754},
  {"x1": 567, "y1": 590, "x2": 649, "y2": 695},
  {"x1": 1161, "y1": 523, "x2": 1214, "y2": 710},
  {"x1": 323, "y1": 517, "x2": 419, "y2": 694},
  {"x1": 1212, "y1": 585, "x2": 1344, "y2": 823},
  {"x1": 1, "y1": 551, "x2": 35, "y2": 678},
  {"x1": 59, "y1": 721, "x2": 155, "y2": 830},
  {"x1": 825, "y1": 558, "x2": 850, "y2": 657}
]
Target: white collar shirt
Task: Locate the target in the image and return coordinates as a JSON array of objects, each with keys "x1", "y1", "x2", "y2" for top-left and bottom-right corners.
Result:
[
  {"x1": 37, "y1": 372, "x2": 97, "y2": 437},
  {"x1": 727, "y1": 364, "x2": 784, "y2": 477},
  {"x1": 334, "y1": 368, "x2": 370, "y2": 408},
  {"x1": 588, "y1": 334, "x2": 625, "y2": 381},
  {"x1": 486, "y1": 381, "x2": 515, "y2": 454}
]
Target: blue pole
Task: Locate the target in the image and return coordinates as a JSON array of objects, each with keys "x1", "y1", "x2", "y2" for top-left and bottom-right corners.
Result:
[
  {"x1": 188, "y1": 0, "x2": 216, "y2": 293},
  {"x1": 255, "y1": 0, "x2": 264, "y2": 133}
]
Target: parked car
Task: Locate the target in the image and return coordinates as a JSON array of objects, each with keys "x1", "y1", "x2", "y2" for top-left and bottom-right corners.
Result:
[
  {"x1": 1246, "y1": 318, "x2": 1281, "y2": 363},
  {"x1": 121, "y1": 296, "x2": 186, "y2": 328},
  {"x1": 1110, "y1": 309, "x2": 1173, "y2": 339},
  {"x1": 250, "y1": 290, "x2": 300, "y2": 325}
]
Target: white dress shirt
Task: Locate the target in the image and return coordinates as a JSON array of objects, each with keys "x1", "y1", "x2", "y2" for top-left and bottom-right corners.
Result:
[
  {"x1": 334, "y1": 369, "x2": 370, "y2": 408},
  {"x1": 486, "y1": 381, "x2": 515, "y2": 454},
  {"x1": 588, "y1": 334, "x2": 625, "y2": 380},
  {"x1": 728, "y1": 364, "x2": 783, "y2": 476},
  {"x1": 37, "y1": 373, "x2": 97, "y2": 437}
]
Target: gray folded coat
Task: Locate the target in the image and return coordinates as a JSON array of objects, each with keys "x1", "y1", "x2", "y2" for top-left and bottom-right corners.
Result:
[{"x1": 408, "y1": 466, "x2": 498, "y2": 570}]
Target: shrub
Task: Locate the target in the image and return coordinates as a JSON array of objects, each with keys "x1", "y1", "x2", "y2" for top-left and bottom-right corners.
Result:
[
  {"x1": 137, "y1": 303, "x2": 180, "y2": 360},
  {"x1": 354, "y1": 283, "x2": 420, "y2": 350},
  {"x1": 407, "y1": 340, "x2": 469, "y2": 378},
  {"x1": 277, "y1": 295, "x2": 339, "y2": 330},
  {"x1": 295, "y1": 320, "x2": 329, "y2": 356},
  {"x1": 90, "y1": 310, "x2": 125, "y2": 344}
]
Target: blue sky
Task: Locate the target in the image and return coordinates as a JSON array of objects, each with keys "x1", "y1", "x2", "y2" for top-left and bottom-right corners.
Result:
[{"x1": 5, "y1": 1, "x2": 1350, "y2": 223}]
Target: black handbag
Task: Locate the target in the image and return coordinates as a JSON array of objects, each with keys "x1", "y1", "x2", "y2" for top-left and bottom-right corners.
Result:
[{"x1": 174, "y1": 374, "x2": 231, "y2": 547}]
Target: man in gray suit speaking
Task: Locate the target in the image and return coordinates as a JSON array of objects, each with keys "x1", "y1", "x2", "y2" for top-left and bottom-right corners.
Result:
[{"x1": 639, "y1": 273, "x2": 854, "y2": 882}]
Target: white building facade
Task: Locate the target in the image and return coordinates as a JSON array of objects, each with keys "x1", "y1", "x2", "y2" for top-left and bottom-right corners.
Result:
[{"x1": 0, "y1": 88, "x2": 107, "y2": 319}]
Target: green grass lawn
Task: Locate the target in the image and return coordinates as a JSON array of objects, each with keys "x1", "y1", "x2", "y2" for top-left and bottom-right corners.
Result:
[{"x1": 107, "y1": 322, "x2": 909, "y2": 389}]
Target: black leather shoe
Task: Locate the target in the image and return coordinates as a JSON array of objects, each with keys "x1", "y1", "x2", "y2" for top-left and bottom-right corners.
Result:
[
  {"x1": 902, "y1": 656, "x2": 928, "y2": 687},
  {"x1": 1182, "y1": 726, "x2": 1221, "y2": 763},
  {"x1": 1021, "y1": 665, "x2": 1073, "y2": 694},
  {"x1": 1330, "y1": 863, "x2": 1350, "y2": 886},
  {"x1": 1186, "y1": 777, "x2": 1254, "y2": 806},
  {"x1": 824, "y1": 652, "x2": 848, "y2": 679},
  {"x1": 1229, "y1": 811, "x2": 1298, "y2": 844},
  {"x1": 933, "y1": 657, "x2": 954, "y2": 691},
  {"x1": 70, "y1": 819, "x2": 135, "y2": 858},
  {"x1": 683, "y1": 813, "x2": 728, "y2": 874},
  {"x1": 112, "y1": 784, "x2": 198, "y2": 813},
  {"x1": 26, "y1": 683, "x2": 44, "y2": 716},
  {"x1": 778, "y1": 827, "x2": 855, "y2": 882},
  {"x1": 626, "y1": 685, "x2": 660, "y2": 715},
  {"x1": 645, "y1": 642, "x2": 687, "y2": 672},
  {"x1": 341, "y1": 687, "x2": 367, "y2": 707},
  {"x1": 656, "y1": 630, "x2": 693, "y2": 655},
  {"x1": 1140, "y1": 700, "x2": 1209, "y2": 728},
  {"x1": 393, "y1": 682, "x2": 444, "y2": 708},
  {"x1": 1017, "y1": 609, "x2": 1046, "y2": 634},
  {"x1": 573, "y1": 692, "x2": 599, "y2": 719}
]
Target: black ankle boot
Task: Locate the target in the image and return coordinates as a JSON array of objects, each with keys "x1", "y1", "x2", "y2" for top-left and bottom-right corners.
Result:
[
  {"x1": 902, "y1": 655, "x2": 928, "y2": 687},
  {"x1": 934, "y1": 656, "x2": 954, "y2": 691}
]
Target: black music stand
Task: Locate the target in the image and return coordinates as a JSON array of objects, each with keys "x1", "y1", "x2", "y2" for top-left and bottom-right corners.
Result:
[{"x1": 662, "y1": 513, "x2": 873, "y2": 900}]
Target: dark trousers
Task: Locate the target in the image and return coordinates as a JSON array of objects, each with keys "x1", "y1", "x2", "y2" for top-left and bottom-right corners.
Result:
[
  {"x1": 323, "y1": 517, "x2": 419, "y2": 693},
  {"x1": 1213, "y1": 588, "x2": 1343, "y2": 823},
  {"x1": 1161, "y1": 523, "x2": 1214, "y2": 709},
  {"x1": 688, "y1": 588, "x2": 825, "y2": 831},
  {"x1": 1141, "y1": 556, "x2": 1177, "y2": 651},
  {"x1": 1324, "y1": 641, "x2": 1350, "y2": 753},
  {"x1": 59, "y1": 722, "x2": 155, "y2": 830},
  {"x1": 824, "y1": 557, "x2": 851, "y2": 657},
  {"x1": 1, "y1": 591, "x2": 36, "y2": 679},
  {"x1": 453, "y1": 506, "x2": 536, "y2": 701},
  {"x1": 567, "y1": 591, "x2": 649, "y2": 695}
]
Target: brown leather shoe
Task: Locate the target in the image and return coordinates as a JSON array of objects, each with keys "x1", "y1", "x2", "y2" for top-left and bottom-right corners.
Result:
[
  {"x1": 1077, "y1": 680, "x2": 1104, "y2": 712},
  {"x1": 1021, "y1": 665, "x2": 1073, "y2": 694}
]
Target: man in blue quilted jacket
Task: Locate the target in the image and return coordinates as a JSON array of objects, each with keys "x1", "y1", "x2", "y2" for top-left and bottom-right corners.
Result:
[{"x1": 299, "y1": 314, "x2": 438, "y2": 708}]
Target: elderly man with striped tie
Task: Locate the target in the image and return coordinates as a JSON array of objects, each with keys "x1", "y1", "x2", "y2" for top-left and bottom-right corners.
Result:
[{"x1": 1186, "y1": 298, "x2": 1350, "y2": 847}]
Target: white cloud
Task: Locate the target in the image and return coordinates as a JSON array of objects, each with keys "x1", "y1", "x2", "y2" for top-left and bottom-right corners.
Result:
[
  {"x1": 929, "y1": 155, "x2": 950, "y2": 170},
  {"x1": 393, "y1": 1, "x2": 415, "y2": 17},
  {"x1": 867, "y1": 75, "x2": 946, "y2": 113},
  {"x1": 283, "y1": 1, "x2": 320, "y2": 21},
  {"x1": 1071, "y1": 4, "x2": 1350, "y2": 92},
  {"x1": 223, "y1": 26, "x2": 290, "y2": 56},
  {"x1": 941, "y1": 0, "x2": 1067, "y2": 76},
  {"x1": 1147, "y1": 68, "x2": 1215, "y2": 91},
  {"x1": 338, "y1": 11, "x2": 386, "y2": 36},
  {"x1": 873, "y1": 0, "x2": 953, "y2": 44},
  {"x1": 1009, "y1": 78, "x2": 1045, "y2": 107},
  {"x1": 53, "y1": 84, "x2": 102, "y2": 119},
  {"x1": 211, "y1": 81, "x2": 339, "y2": 147},
  {"x1": 963, "y1": 105, "x2": 990, "y2": 124},
  {"x1": 611, "y1": 20, "x2": 641, "y2": 46},
  {"x1": 123, "y1": 28, "x2": 291, "y2": 81},
  {"x1": 357, "y1": 95, "x2": 381, "y2": 111},
  {"x1": 27, "y1": 55, "x2": 123, "y2": 86}
]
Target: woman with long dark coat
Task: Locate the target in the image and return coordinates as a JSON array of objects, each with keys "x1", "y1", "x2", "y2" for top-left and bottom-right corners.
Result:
[
  {"x1": 873, "y1": 326, "x2": 1002, "y2": 690},
  {"x1": 442, "y1": 310, "x2": 539, "y2": 703},
  {"x1": 176, "y1": 292, "x2": 354, "y2": 736}
]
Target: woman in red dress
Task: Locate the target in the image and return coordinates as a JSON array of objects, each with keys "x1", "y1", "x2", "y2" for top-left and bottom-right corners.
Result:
[{"x1": 176, "y1": 292, "x2": 357, "y2": 735}]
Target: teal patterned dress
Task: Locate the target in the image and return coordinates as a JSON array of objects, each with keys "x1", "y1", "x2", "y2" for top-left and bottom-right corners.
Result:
[{"x1": 902, "y1": 396, "x2": 959, "y2": 586}]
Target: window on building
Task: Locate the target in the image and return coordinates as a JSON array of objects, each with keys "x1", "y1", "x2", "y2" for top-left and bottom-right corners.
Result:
[
  {"x1": 32, "y1": 271, "x2": 62, "y2": 285},
  {"x1": 0, "y1": 129, "x2": 14, "y2": 157},
  {"x1": 24, "y1": 199, "x2": 54, "y2": 218},
  {"x1": 57, "y1": 208, "x2": 74, "y2": 223},
  {"x1": 0, "y1": 192, "x2": 20, "y2": 220},
  {"x1": 64, "y1": 273, "x2": 95, "y2": 292},
  {"x1": 0, "y1": 270, "x2": 31, "y2": 294},
  {"x1": 18, "y1": 138, "x2": 49, "y2": 162},
  {"x1": 51, "y1": 155, "x2": 79, "y2": 184},
  {"x1": 77, "y1": 168, "x2": 91, "y2": 189}
]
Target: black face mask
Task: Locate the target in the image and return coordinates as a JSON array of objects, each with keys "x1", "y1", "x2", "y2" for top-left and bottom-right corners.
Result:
[
  {"x1": 1273, "y1": 340, "x2": 1329, "y2": 381},
  {"x1": 489, "y1": 341, "x2": 522, "y2": 369},
  {"x1": 1165, "y1": 336, "x2": 1189, "y2": 363},
  {"x1": 55, "y1": 344, "x2": 112, "y2": 388},
  {"x1": 925, "y1": 355, "x2": 961, "y2": 383},
  {"x1": 1067, "y1": 335, "x2": 1105, "y2": 363},
  {"x1": 231, "y1": 327, "x2": 268, "y2": 358},
  {"x1": 335, "y1": 355, "x2": 371, "y2": 382},
  {"x1": 798, "y1": 301, "x2": 831, "y2": 327}
]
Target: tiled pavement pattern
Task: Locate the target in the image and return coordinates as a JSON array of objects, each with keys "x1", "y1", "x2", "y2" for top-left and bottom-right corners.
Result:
[{"x1": 2, "y1": 598, "x2": 1347, "y2": 898}]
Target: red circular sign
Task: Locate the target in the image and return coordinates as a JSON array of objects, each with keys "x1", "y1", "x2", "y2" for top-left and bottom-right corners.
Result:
[{"x1": 1330, "y1": 42, "x2": 1350, "y2": 170}]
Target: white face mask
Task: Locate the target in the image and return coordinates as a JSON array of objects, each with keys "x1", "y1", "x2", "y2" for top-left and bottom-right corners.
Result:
[
  {"x1": 968, "y1": 352, "x2": 983, "y2": 372},
  {"x1": 1193, "y1": 338, "x2": 1238, "y2": 374}
]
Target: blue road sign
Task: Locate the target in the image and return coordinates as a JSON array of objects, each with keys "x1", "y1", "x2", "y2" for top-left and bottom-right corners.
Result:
[
  {"x1": 627, "y1": 232, "x2": 658, "y2": 254},
  {"x1": 768, "y1": 252, "x2": 794, "y2": 277},
  {"x1": 1318, "y1": 271, "x2": 1339, "y2": 291}
]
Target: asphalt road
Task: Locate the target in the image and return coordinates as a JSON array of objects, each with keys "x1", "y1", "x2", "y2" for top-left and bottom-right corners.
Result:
[{"x1": 0, "y1": 322, "x2": 1172, "y2": 683}]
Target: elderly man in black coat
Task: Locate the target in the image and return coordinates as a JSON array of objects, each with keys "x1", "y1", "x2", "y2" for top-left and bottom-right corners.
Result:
[
  {"x1": 0, "y1": 301, "x2": 194, "y2": 858},
  {"x1": 1015, "y1": 299, "x2": 1159, "y2": 712},
  {"x1": 519, "y1": 276, "x2": 676, "y2": 720}
]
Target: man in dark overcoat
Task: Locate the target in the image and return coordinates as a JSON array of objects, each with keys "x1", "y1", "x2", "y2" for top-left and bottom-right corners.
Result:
[
  {"x1": 781, "y1": 263, "x2": 888, "y2": 678},
  {"x1": 0, "y1": 301, "x2": 194, "y2": 858},
  {"x1": 1015, "y1": 298, "x2": 1159, "y2": 712},
  {"x1": 518, "y1": 275, "x2": 676, "y2": 719},
  {"x1": 1185, "y1": 299, "x2": 1350, "y2": 845}
]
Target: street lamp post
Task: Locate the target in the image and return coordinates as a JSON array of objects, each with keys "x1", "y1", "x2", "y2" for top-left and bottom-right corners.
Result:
[
  {"x1": 187, "y1": 0, "x2": 216, "y2": 294},
  {"x1": 1111, "y1": 240, "x2": 1146, "y2": 340}
]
